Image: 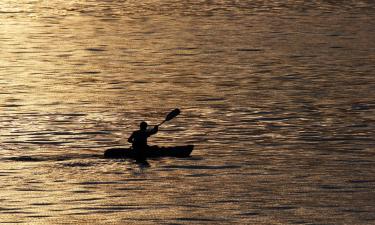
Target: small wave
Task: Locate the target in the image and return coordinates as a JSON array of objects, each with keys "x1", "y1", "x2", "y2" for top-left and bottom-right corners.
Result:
[
  {"x1": 0, "y1": 11, "x2": 28, "y2": 14},
  {"x1": 162, "y1": 165, "x2": 241, "y2": 170},
  {"x1": 5, "y1": 156, "x2": 44, "y2": 162},
  {"x1": 3, "y1": 154, "x2": 100, "y2": 162},
  {"x1": 3, "y1": 140, "x2": 71, "y2": 145},
  {"x1": 175, "y1": 217, "x2": 222, "y2": 222},
  {"x1": 85, "y1": 48, "x2": 106, "y2": 52},
  {"x1": 60, "y1": 162, "x2": 94, "y2": 167},
  {"x1": 236, "y1": 48, "x2": 264, "y2": 52},
  {"x1": 78, "y1": 181, "x2": 120, "y2": 185}
]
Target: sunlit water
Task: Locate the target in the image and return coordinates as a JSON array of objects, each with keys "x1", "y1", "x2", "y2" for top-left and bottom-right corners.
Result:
[{"x1": 1, "y1": 0, "x2": 374, "y2": 224}]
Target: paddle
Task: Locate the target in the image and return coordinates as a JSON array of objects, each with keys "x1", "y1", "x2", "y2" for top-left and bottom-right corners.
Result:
[{"x1": 158, "y1": 108, "x2": 181, "y2": 126}]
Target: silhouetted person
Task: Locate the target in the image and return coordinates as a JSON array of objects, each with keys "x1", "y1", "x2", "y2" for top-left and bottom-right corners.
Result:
[{"x1": 128, "y1": 121, "x2": 158, "y2": 162}]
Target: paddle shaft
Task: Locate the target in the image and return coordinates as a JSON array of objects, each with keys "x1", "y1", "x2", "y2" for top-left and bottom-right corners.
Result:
[
  {"x1": 133, "y1": 120, "x2": 166, "y2": 128},
  {"x1": 157, "y1": 120, "x2": 166, "y2": 126}
]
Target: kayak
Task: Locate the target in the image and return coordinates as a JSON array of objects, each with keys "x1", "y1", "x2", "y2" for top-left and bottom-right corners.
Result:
[{"x1": 104, "y1": 145, "x2": 194, "y2": 159}]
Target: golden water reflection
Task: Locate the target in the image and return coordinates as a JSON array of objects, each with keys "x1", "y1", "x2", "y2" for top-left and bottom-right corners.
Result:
[{"x1": 0, "y1": 0, "x2": 375, "y2": 224}]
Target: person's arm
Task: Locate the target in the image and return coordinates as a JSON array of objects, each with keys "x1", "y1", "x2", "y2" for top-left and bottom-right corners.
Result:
[
  {"x1": 128, "y1": 132, "x2": 135, "y2": 143},
  {"x1": 147, "y1": 125, "x2": 158, "y2": 136}
]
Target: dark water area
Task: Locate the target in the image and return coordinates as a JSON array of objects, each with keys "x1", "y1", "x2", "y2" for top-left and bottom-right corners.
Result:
[{"x1": 1, "y1": 0, "x2": 375, "y2": 224}]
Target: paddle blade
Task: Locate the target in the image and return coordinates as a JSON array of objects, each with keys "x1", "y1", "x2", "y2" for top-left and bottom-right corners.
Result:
[{"x1": 165, "y1": 108, "x2": 180, "y2": 121}]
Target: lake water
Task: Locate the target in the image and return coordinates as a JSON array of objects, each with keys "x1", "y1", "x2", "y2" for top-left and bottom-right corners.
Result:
[{"x1": 1, "y1": 0, "x2": 374, "y2": 224}]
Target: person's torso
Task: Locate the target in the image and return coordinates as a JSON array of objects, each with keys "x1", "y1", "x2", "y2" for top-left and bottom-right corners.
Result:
[{"x1": 132, "y1": 130, "x2": 149, "y2": 147}]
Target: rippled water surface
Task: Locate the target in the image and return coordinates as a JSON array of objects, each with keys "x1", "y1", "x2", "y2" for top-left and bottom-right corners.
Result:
[{"x1": 1, "y1": 0, "x2": 375, "y2": 224}]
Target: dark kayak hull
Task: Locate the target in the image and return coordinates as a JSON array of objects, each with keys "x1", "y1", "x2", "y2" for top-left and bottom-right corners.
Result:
[{"x1": 104, "y1": 145, "x2": 194, "y2": 159}]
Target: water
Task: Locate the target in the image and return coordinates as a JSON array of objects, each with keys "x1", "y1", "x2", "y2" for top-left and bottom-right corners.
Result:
[{"x1": 1, "y1": 0, "x2": 374, "y2": 224}]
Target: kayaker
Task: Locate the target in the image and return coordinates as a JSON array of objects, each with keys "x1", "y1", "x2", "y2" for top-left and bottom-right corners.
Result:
[{"x1": 127, "y1": 121, "x2": 158, "y2": 161}]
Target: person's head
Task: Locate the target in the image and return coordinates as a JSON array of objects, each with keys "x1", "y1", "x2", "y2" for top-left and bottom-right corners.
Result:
[{"x1": 140, "y1": 121, "x2": 148, "y2": 130}]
